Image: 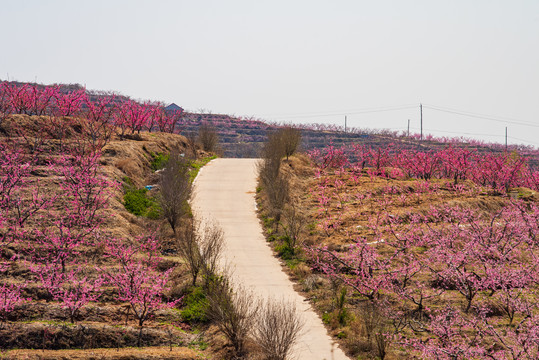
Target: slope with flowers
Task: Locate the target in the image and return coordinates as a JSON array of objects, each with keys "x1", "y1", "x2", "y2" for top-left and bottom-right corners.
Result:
[
  {"x1": 258, "y1": 143, "x2": 539, "y2": 360},
  {"x1": 5, "y1": 80, "x2": 538, "y2": 162},
  {"x1": 0, "y1": 112, "x2": 215, "y2": 358}
]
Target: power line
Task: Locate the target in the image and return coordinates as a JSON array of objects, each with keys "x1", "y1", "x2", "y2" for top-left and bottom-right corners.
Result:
[
  {"x1": 422, "y1": 104, "x2": 539, "y2": 128},
  {"x1": 408, "y1": 126, "x2": 539, "y2": 147},
  {"x1": 256, "y1": 102, "x2": 538, "y2": 147},
  {"x1": 263, "y1": 104, "x2": 417, "y2": 119},
  {"x1": 410, "y1": 126, "x2": 503, "y2": 138},
  {"x1": 507, "y1": 136, "x2": 539, "y2": 147}
]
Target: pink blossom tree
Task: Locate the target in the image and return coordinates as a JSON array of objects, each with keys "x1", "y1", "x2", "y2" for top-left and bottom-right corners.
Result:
[
  {"x1": 35, "y1": 151, "x2": 111, "y2": 272},
  {"x1": 52, "y1": 88, "x2": 86, "y2": 117},
  {"x1": 310, "y1": 239, "x2": 392, "y2": 300},
  {"x1": 404, "y1": 307, "x2": 486, "y2": 360},
  {"x1": 104, "y1": 236, "x2": 181, "y2": 346},
  {"x1": 34, "y1": 263, "x2": 103, "y2": 323},
  {"x1": 0, "y1": 283, "x2": 28, "y2": 324}
]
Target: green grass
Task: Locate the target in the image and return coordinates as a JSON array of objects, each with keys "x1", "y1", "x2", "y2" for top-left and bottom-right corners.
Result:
[
  {"x1": 123, "y1": 155, "x2": 216, "y2": 218},
  {"x1": 275, "y1": 242, "x2": 295, "y2": 260},
  {"x1": 180, "y1": 287, "x2": 210, "y2": 324},
  {"x1": 149, "y1": 152, "x2": 169, "y2": 171},
  {"x1": 123, "y1": 185, "x2": 161, "y2": 219},
  {"x1": 188, "y1": 339, "x2": 209, "y2": 351},
  {"x1": 188, "y1": 155, "x2": 217, "y2": 182}
]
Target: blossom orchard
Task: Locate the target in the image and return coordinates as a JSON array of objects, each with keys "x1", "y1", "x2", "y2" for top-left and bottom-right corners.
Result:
[
  {"x1": 0, "y1": 103, "x2": 180, "y2": 327},
  {"x1": 0, "y1": 81, "x2": 185, "y2": 137},
  {"x1": 308, "y1": 144, "x2": 539, "y2": 359},
  {"x1": 103, "y1": 235, "x2": 180, "y2": 344},
  {"x1": 310, "y1": 143, "x2": 539, "y2": 192}
]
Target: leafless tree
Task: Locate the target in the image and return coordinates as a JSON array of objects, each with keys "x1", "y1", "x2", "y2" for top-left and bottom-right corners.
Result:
[
  {"x1": 198, "y1": 122, "x2": 219, "y2": 152},
  {"x1": 262, "y1": 130, "x2": 285, "y2": 163},
  {"x1": 269, "y1": 174, "x2": 290, "y2": 224},
  {"x1": 159, "y1": 150, "x2": 192, "y2": 234},
  {"x1": 184, "y1": 131, "x2": 198, "y2": 159},
  {"x1": 0, "y1": 88, "x2": 11, "y2": 129},
  {"x1": 280, "y1": 204, "x2": 305, "y2": 253},
  {"x1": 279, "y1": 127, "x2": 301, "y2": 160},
  {"x1": 254, "y1": 298, "x2": 304, "y2": 360},
  {"x1": 258, "y1": 131, "x2": 291, "y2": 224},
  {"x1": 177, "y1": 218, "x2": 224, "y2": 287},
  {"x1": 178, "y1": 219, "x2": 201, "y2": 285},
  {"x1": 206, "y1": 277, "x2": 260, "y2": 356},
  {"x1": 199, "y1": 220, "x2": 225, "y2": 287}
]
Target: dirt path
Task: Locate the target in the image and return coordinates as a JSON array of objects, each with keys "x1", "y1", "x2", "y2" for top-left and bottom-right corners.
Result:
[{"x1": 192, "y1": 158, "x2": 349, "y2": 360}]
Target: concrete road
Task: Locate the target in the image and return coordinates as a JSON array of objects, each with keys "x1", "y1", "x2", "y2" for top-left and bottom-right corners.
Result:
[{"x1": 192, "y1": 158, "x2": 350, "y2": 360}]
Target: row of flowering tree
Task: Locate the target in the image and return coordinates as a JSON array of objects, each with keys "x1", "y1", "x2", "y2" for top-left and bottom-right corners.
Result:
[
  {"x1": 306, "y1": 143, "x2": 539, "y2": 359},
  {"x1": 0, "y1": 81, "x2": 184, "y2": 136},
  {"x1": 0, "y1": 110, "x2": 180, "y2": 341},
  {"x1": 31, "y1": 233, "x2": 178, "y2": 341},
  {"x1": 310, "y1": 143, "x2": 539, "y2": 192}
]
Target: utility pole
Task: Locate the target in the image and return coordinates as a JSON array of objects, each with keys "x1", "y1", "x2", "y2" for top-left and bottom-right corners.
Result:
[
  {"x1": 344, "y1": 115, "x2": 347, "y2": 133},
  {"x1": 505, "y1": 127, "x2": 508, "y2": 151},
  {"x1": 407, "y1": 119, "x2": 410, "y2": 137},
  {"x1": 420, "y1": 103, "x2": 423, "y2": 140}
]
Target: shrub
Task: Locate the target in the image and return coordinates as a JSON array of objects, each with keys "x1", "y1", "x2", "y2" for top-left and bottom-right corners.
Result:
[
  {"x1": 254, "y1": 298, "x2": 304, "y2": 360},
  {"x1": 149, "y1": 152, "x2": 169, "y2": 171},
  {"x1": 145, "y1": 204, "x2": 162, "y2": 219},
  {"x1": 197, "y1": 123, "x2": 219, "y2": 152},
  {"x1": 279, "y1": 126, "x2": 301, "y2": 160},
  {"x1": 124, "y1": 188, "x2": 152, "y2": 216},
  {"x1": 275, "y1": 242, "x2": 294, "y2": 260},
  {"x1": 123, "y1": 187, "x2": 161, "y2": 218},
  {"x1": 180, "y1": 287, "x2": 209, "y2": 323},
  {"x1": 207, "y1": 277, "x2": 260, "y2": 356},
  {"x1": 159, "y1": 150, "x2": 192, "y2": 233},
  {"x1": 177, "y1": 219, "x2": 224, "y2": 287}
]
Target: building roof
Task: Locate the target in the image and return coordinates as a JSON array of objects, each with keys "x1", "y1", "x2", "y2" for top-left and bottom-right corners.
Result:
[{"x1": 165, "y1": 103, "x2": 183, "y2": 111}]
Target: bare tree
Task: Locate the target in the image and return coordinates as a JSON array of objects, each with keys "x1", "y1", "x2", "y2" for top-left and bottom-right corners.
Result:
[
  {"x1": 206, "y1": 277, "x2": 260, "y2": 356},
  {"x1": 177, "y1": 218, "x2": 224, "y2": 287},
  {"x1": 280, "y1": 204, "x2": 306, "y2": 253},
  {"x1": 262, "y1": 130, "x2": 285, "y2": 163},
  {"x1": 357, "y1": 301, "x2": 382, "y2": 343},
  {"x1": 199, "y1": 220, "x2": 225, "y2": 287},
  {"x1": 374, "y1": 329, "x2": 390, "y2": 360},
  {"x1": 261, "y1": 127, "x2": 301, "y2": 161},
  {"x1": 0, "y1": 86, "x2": 11, "y2": 129},
  {"x1": 178, "y1": 219, "x2": 202, "y2": 286},
  {"x1": 254, "y1": 298, "x2": 304, "y2": 360},
  {"x1": 159, "y1": 150, "x2": 192, "y2": 234},
  {"x1": 198, "y1": 122, "x2": 219, "y2": 152},
  {"x1": 279, "y1": 127, "x2": 301, "y2": 160},
  {"x1": 267, "y1": 174, "x2": 289, "y2": 224},
  {"x1": 258, "y1": 131, "x2": 290, "y2": 224},
  {"x1": 185, "y1": 131, "x2": 198, "y2": 159}
]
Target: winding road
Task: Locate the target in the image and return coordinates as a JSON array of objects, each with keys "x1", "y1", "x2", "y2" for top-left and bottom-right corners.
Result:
[{"x1": 192, "y1": 158, "x2": 349, "y2": 360}]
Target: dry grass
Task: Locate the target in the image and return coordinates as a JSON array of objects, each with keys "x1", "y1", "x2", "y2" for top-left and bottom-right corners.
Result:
[
  {"x1": 4, "y1": 347, "x2": 199, "y2": 360},
  {"x1": 0, "y1": 115, "x2": 215, "y2": 358},
  {"x1": 257, "y1": 153, "x2": 539, "y2": 360}
]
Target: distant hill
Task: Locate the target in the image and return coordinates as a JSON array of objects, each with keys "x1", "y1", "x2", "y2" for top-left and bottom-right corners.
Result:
[
  {"x1": 178, "y1": 112, "x2": 539, "y2": 168},
  {"x1": 1, "y1": 79, "x2": 537, "y2": 164}
]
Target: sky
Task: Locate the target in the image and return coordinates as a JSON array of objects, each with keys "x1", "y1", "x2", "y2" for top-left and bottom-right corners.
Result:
[{"x1": 1, "y1": 0, "x2": 538, "y2": 147}]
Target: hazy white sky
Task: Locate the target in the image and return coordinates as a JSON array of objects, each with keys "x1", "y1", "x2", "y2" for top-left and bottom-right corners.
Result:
[{"x1": 1, "y1": 0, "x2": 538, "y2": 146}]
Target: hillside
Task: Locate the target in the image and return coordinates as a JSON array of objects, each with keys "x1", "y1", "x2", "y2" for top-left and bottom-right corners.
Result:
[
  {"x1": 2, "y1": 80, "x2": 537, "y2": 164},
  {"x1": 256, "y1": 145, "x2": 539, "y2": 360},
  {"x1": 0, "y1": 114, "x2": 214, "y2": 358}
]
